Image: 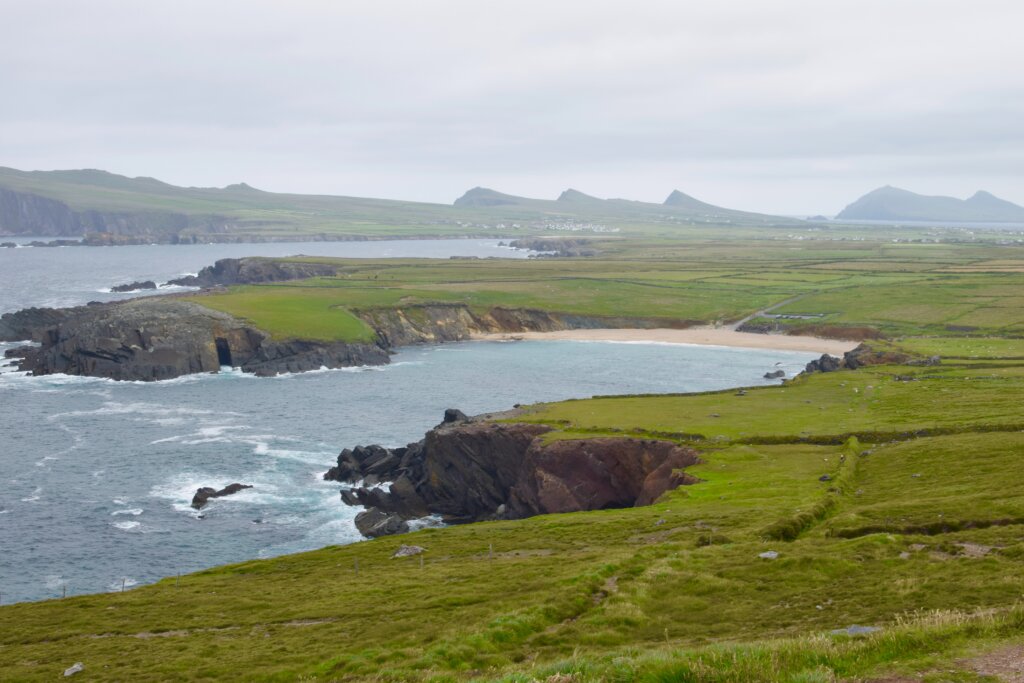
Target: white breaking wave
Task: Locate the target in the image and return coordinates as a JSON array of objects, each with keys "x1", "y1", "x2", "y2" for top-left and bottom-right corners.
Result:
[
  {"x1": 20, "y1": 487, "x2": 42, "y2": 503},
  {"x1": 108, "y1": 577, "x2": 138, "y2": 592},
  {"x1": 111, "y1": 508, "x2": 143, "y2": 516},
  {"x1": 156, "y1": 284, "x2": 199, "y2": 292},
  {"x1": 112, "y1": 520, "x2": 141, "y2": 531}
]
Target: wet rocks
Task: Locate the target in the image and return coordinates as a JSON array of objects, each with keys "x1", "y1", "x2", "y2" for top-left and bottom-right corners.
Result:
[
  {"x1": 355, "y1": 508, "x2": 409, "y2": 538},
  {"x1": 111, "y1": 280, "x2": 157, "y2": 292},
  {"x1": 325, "y1": 445, "x2": 402, "y2": 485},
  {"x1": 763, "y1": 369, "x2": 785, "y2": 379},
  {"x1": 166, "y1": 257, "x2": 338, "y2": 288},
  {"x1": 0, "y1": 306, "x2": 74, "y2": 342},
  {"x1": 329, "y1": 412, "x2": 702, "y2": 537},
  {"x1": 191, "y1": 483, "x2": 253, "y2": 509},
  {"x1": 805, "y1": 354, "x2": 842, "y2": 373}
]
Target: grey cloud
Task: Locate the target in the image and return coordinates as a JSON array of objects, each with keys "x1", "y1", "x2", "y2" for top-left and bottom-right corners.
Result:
[{"x1": 1, "y1": 0, "x2": 1021, "y2": 214}]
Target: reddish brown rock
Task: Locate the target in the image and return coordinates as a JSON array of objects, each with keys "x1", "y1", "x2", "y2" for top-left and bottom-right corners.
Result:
[{"x1": 329, "y1": 412, "x2": 702, "y2": 536}]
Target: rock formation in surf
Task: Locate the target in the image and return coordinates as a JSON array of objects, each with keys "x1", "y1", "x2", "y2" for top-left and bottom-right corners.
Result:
[{"x1": 326, "y1": 411, "x2": 702, "y2": 537}]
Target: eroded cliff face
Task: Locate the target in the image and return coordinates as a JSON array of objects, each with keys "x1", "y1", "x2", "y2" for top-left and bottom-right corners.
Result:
[
  {"x1": 0, "y1": 187, "x2": 228, "y2": 237},
  {"x1": 8, "y1": 299, "x2": 388, "y2": 381},
  {"x1": 326, "y1": 414, "x2": 701, "y2": 537},
  {"x1": 357, "y1": 304, "x2": 691, "y2": 347}
]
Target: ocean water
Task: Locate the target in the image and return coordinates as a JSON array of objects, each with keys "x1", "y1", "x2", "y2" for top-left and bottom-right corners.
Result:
[
  {"x1": 0, "y1": 240, "x2": 817, "y2": 604},
  {"x1": 0, "y1": 238, "x2": 528, "y2": 311}
]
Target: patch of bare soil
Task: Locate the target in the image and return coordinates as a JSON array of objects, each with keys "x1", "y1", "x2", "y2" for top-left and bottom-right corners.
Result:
[{"x1": 963, "y1": 644, "x2": 1024, "y2": 682}]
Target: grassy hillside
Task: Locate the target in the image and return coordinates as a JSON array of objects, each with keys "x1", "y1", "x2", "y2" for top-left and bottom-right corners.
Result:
[
  {"x1": 3, "y1": 239, "x2": 1024, "y2": 681},
  {"x1": 2, "y1": 336, "x2": 1024, "y2": 681}
]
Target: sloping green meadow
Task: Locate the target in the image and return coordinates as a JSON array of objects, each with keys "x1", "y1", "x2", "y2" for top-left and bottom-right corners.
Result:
[
  {"x1": 4, "y1": 240, "x2": 1024, "y2": 681},
  {"x1": 3, "y1": 334, "x2": 1024, "y2": 681}
]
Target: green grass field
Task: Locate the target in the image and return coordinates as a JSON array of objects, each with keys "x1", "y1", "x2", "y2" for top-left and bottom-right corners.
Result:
[
  {"x1": 4, "y1": 237, "x2": 1024, "y2": 681},
  {"x1": 187, "y1": 240, "x2": 1024, "y2": 345},
  {"x1": 3, "y1": 334, "x2": 1024, "y2": 681}
]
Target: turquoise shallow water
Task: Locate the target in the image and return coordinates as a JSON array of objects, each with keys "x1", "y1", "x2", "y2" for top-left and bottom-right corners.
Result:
[{"x1": 0, "y1": 241, "x2": 816, "y2": 604}]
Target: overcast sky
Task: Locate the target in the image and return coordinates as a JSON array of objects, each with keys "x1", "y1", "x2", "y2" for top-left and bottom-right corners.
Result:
[{"x1": 1, "y1": 1, "x2": 1022, "y2": 214}]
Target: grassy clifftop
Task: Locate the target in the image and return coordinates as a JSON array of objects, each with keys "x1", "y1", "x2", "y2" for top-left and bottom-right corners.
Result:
[{"x1": 4, "y1": 239, "x2": 1024, "y2": 681}]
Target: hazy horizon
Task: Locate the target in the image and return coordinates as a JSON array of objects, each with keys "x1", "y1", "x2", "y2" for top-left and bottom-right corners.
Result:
[{"x1": 2, "y1": 1, "x2": 1021, "y2": 214}]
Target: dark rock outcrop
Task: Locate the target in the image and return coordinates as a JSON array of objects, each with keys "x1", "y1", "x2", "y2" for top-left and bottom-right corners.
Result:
[
  {"x1": 0, "y1": 307, "x2": 74, "y2": 342},
  {"x1": 191, "y1": 483, "x2": 253, "y2": 509},
  {"x1": 803, "y1": 344, "x2": 916, "y2": 374},
  {"x1": 442, "y1": 408, "x2": 469, "y2": 423},
  {"x1": 111, "y1": 280, "x2": 157, "y2": 293},
  {"x1": 805, "y1": 354, "x2": 842, "y2": 373},
  {"x1": 508, "y1": 238, "x2": 597, "y2": 257},
  {"x1": 763, "y1": 369, "x2": 785, "y2": 379},
  {"x1": 167, "y1": 257, "x2": 338, "y2": 288},
  {"x1": 7, "y1": 298, "x2": 389, "y2": 380},
  {"x1": 842, "y1": 344, "x2": 912, "y2": 369},
  {"x1": 355, "y1": 509, "x2": 410, "y2": 538},
  {"x1": 327, "y1": 413, "x2": 702, "y2": 537}
]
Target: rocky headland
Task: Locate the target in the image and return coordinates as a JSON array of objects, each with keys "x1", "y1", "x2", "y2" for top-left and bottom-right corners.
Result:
[
  {"x1": 325, "y1": 409, "x2": 701, "y2": 538},
  {"x1": 1, "y1": 298, "x2": 387, "y2": 380},
  {"x1": 165, "y1": 257, "x2": 339, "y2": 287},
  {"x1": 0, "y1": 256, "x2": 885, "y2": 382},
  {"x1": 1, "y1": 257, "x2": 705, "y2": 381}
]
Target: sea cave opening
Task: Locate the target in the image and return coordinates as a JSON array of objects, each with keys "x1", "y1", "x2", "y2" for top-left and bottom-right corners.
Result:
[{"x1": 215, "y1": 337, "x2": 233, "y2": 367}]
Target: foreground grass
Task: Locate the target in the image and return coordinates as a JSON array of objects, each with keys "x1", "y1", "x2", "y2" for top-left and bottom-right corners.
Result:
[
  {"x1": 496, "y1": 606, "x2": 1024, "y2": 682},
  {"x1": 4, "y1": 241, "x2": 1024, "y2": 680},
  {"x1": 3, "y1": 335, "x2": 1024, "y2": 680}
]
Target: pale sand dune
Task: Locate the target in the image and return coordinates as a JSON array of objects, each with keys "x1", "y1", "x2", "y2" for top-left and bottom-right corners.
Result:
[{"x1": 472, "y1": 327, "x2": 859, "y2": 355}]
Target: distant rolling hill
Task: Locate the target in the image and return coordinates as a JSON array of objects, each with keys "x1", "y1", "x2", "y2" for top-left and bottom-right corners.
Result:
[
  {"x1": 453, "y1": 186, "x2": 784, "y2": 225},
  {"x1": 0, "y1": 166, "x2": 796, "y2": 242},
  {"x1": 837, "y1": 186, "x2": 1024, "y2": 223}
]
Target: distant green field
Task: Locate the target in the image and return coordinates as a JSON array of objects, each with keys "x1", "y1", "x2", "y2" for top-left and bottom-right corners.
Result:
[
  {"x1": 187, "y1": 242, "x2": 1024, "y2": 342},
  {"x1": 198, "y1": 287, "x2": 377, "y2": 342}
]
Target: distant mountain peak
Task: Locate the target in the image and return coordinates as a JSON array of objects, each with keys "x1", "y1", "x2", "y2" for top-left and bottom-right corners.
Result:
[
  {"x1": 453, "y1": 187, "x2": 527, "y2": 207},
  {"x1": 663, "y1": 189, "x2": 717, "y2": 209},
  {"x1": 837, "y1": 186, "x2": 1024, "y2": 223},
  {"x1": 224, "y1": 182, "x2": 262, "y2": 192},
  {"x1": 557, "y1": 188, "x2": 602, "y2": 203}
]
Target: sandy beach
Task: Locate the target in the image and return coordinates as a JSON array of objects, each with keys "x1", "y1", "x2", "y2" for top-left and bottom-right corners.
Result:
[{"x1": 472, "y1": 327, "x2": 860, "y2": 355}]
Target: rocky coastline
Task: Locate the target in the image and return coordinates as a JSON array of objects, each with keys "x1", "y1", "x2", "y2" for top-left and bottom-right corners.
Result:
[
  {"x1": 0, "y1": 257, "x2": 700, "y2": 381},
  {"x1": 1, "y1": 256, "x2": 895, "y2": 383},
  {"x1": 0, "y1": 297, "x2": 388, "y2": 381},
  {"x1": 325, "y1": 409, "x2": 702, "y2": 538}
]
